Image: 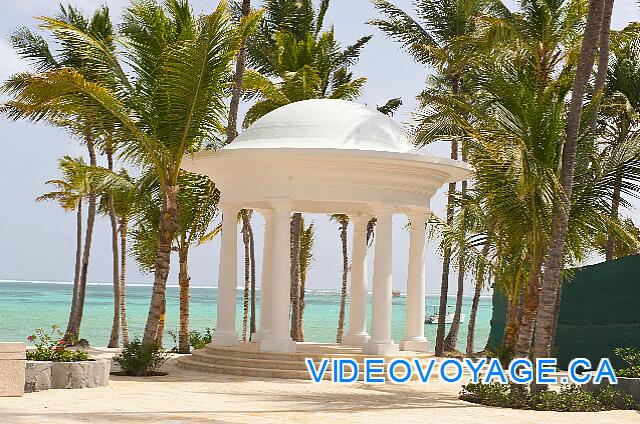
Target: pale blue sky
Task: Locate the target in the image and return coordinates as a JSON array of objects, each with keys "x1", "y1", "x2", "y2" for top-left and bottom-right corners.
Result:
[{"x1": 0, "y1": 0, "x2": 638, "y2": 293}]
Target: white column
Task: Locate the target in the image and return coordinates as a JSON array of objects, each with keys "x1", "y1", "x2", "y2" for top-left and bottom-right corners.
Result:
[
  {"x1": 401, "y1": 211, "x2": 430, "y2": 352},
  {"x1": 342, "y1": 215, "x2": 371, "y2": 346},
  {"x1": 252, "y1": 210, "x2": 274, "y2": 342},
  {"x1": 260, "y1": 200, "x2": 296, "y2": 353},
  {"x1": 211, "y1": 203, "x2": 240, "y2": 346},
  {"x1": 363, "y1": 208, "x2": 398, "y2": 355}
]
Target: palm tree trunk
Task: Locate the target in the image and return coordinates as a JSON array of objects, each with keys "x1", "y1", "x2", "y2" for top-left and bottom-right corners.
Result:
[
  {"x1": 466, "y1": 240, "x2": 491, "y2": 357},
  {"x1": 298, "y1": 270, "x2": 306, "y2": 342},
  {"x1": 107, "y1": 150, "x2": 121, "y2": 349},
  {"x1": 606, "y1": 169, "x2": 624, "y2": 260},
  {"x1": 119, "y1": 217, "x2": 129, "y2": 345},
  {"x1": 589, "y1": 0, "x2": 615, "y2": 133},
  {"x1": 503, "y1": 298, "x2": 519, "y2": 350},
  {"x1": 606, "y1": 118, "x2": 628, "y2": 260},
  {"x1": 241, "y1": 210, "x2": 251, "y2": 341},
  {"x1": 336, "y1": 219, "x2": 349, "y2": 344},
  {"x1": 366, "y1": 218, "x2": 376, "y2": 246},
  {"x1": 178, "y1": 246, "x2": 190, "y2": 353},
  {"x1": 444, "y1": 177, "x2": 468, "y2": 352},
  {"x1": 66, "y1": 129, "x2": 97, "y2": 342},
  {"x1": 297, "y1": 222, "x2": 311, "y2": 342},
  {"x1": 290, "y1": 213, "x2": 302, "y2": 340},
  {"x1": 67, "y1": 196, "x2": 83, "y2": 342},
  {"x1": 156, "y1": 296, "x2": 166, "y2": 347},
  {"x1": 443, "y1": 245, "x2": 464, "y2": 352},
  {"x1": 142, "y1": 183, "x2": 179, "y2": 345},
  {"x1": 533, "y1": 0, "x2": 608, "y2": 362},
  {"x1": 248, "y1": 220, "x2": 257, "y2": 339},
  {"x1": 515, "y1": 257, "x2": 542, "y2": 356},
  {"x1": 226, "y1": 0, "x2": 251, "y2": 143},
  {"x1": 435, "y1": 138, "x2": 458, "y2": 356}
]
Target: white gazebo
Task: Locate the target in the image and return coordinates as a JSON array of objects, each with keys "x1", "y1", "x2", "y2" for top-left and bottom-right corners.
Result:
[{"x1": 182, "y1": 99, "x2": 469, "y2": 356}]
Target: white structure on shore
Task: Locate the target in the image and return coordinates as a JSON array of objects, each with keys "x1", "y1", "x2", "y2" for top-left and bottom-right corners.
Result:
[{"x1": 183, "y1": 99, "x2": 469, "y2": 355}]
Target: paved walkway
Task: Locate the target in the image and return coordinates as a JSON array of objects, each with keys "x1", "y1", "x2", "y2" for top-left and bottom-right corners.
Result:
[{"x1": 1, "y1": 361, "x2": 638, "y2": 423}]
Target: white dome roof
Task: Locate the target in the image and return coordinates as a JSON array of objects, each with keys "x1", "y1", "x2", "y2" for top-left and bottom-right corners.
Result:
[{"x1": 226, "y1": 99, "x2": 414, "y2": 153}]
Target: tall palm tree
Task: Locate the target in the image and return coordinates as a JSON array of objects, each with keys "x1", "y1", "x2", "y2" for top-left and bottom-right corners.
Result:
[
  {"x1": 297, "y1": 219, "x2": 315, "y2": 341},
  {"x1": 110, "y1": 169, "x2": 138, "y2": 345},
  {"x1": 8, "y1": 3, "x2": 115, "y2": 342},
  {"x1": 242, "y1": 0, "x2": 369, "y2": 339},
  {"x1": 289, "y1": 213, "x2": 303, "y2": 340},
  {"x1": 227, "y1": 0, "x2": 252, "y2": 143},
  {"x1": 242, "y1": 0, "x2": 370, "y2": 126},
  {"x1": 175, "y1": 172, "x2": 219, "y2": 352},
  {"x1": 370, "y1": 0, "x2": 490, "y2": 356},
  {"x1": 331, "y1": 214, "x2": 349, "y2": 343},
  {"x1": 533, "y1": 0, "x2": 610, "y2": 362},
  {"x1": 601, "y1": 26, "x2": 640, "y2": 259},
  {"x1": 36, "y1": 156, "x2": 93, "y2": 325},
  {"x1": 3, "y1": 0, "x2": 259, "y2": 345}
]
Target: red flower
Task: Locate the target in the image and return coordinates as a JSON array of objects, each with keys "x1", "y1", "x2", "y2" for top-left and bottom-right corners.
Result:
[
  {"x1": 58, "y1": 339, "x2": 65, "y2": 345},
  {"x1": 54, "y1": 346, "x2": 62, "y2": 351},
  {"x1": 27, "y1": 335, "x2": 34, "y2": 342}
]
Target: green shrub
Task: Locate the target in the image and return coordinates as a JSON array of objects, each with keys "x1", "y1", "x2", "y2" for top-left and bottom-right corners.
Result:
[
  {"x1": 190, "y1": 328, "x2": 213, "y2": 350},
  {"x1": 460, "y1": 382, "x2": 530, "y2": 409},
  {"x1": 25, "y1": 326, "x2": 90, "y2": 362},
  {"x1": 591, "y1": 386, "x2": 639, "y2": 410},
  {"x1": 530, "y1": 385, "x2": 600, "y2": 412},
  {"x1": 460, "y1": 383, "x2": 640, "y2": 411},
  {"x1": 167, "y1": 328, "x2": 214, "y2": 352},
  {"x1": 614, "y1": 347, "x2": 640, "y2": 378},
  {"x1": 114, "y1": 338, "x2": 169, "y2": 376}
]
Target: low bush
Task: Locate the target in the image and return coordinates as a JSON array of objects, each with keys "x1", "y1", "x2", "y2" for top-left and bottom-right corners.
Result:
[
  {"x1": 614, "y1": 347, "x2": 640, "y2": 378},
  {"x1": 460, "y1": 382, "x2": 530, "y2": 409},
  {"x1": 167, "y1": 328, "x2": 214, "y2": 352},
  {"x1": 26, "y1": 326, "x2": 89, "y2": 362},
  {"x1": 190, "y1": 328, "x2": 213, "y2": 350},
  {"x1": 113, "y1": 337, "x2": 169, "y2": 376},
  {"x1": 460, "y1": 382, "x2": 639, "y2": 412}
]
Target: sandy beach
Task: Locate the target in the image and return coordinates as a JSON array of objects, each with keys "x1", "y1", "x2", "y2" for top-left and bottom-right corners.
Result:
[{"x1": 1, "y1": 360, "x2": 638, "y2": 424}]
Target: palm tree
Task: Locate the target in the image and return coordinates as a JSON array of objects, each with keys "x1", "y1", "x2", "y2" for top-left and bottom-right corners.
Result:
[
  {"x1": 240, "y1": 209, "x2": 255, "y2": 341},
  {"x1": 533, "y1": 0, "x2": 611, "y2": 362},
  {"x1": 227, "y1": 0, "x2": 252, "y2": 143},
  {"x1": 103, "y1": 142, "x2": 121, "y2": 348},
  {"x1": 227, "y1": 1, "x2": 256, "y2": 342},
  {"x1": 370, "y1": 0, "x2": 490, "y2": 356},
  {"x1": 331, "y1": 214, "x2": 349, "y2": 343},
  {"x1": 466, "y1": 237, "x2": 492, "y2": 356},
  {"x1": 289, "y1": 213, "x2": 303, "y2": 340},
  {"x1": 242, "y1": 0, "x2": 370, "y2": 126},
  {"x1": 3, "y1": 1, "x2": 259, "y2": 345},
  {"x1": 601, "y1": 26, "x2": 640, "y2": 259},
  {"x1": 8, "y1": 3, "x2": 115, "y2": 343},
  {"x1": 110, "y1": 170, "x2": 138, "y2": 345},
  {"x1": 241, "y1": 0, "x2": 369, "y2": 339},
  {"x1": 241, "y1": 211, "x2": 251, "y2": 341},
  {"x1": 175, "y1": 172, "x2": 219, "y2": 352},
  {"x1": 297, "y1": 219, "x2": 315, "y2": 341},
  {"x1": 36, "y1": 157, "x2": 92, "y2": 330}
]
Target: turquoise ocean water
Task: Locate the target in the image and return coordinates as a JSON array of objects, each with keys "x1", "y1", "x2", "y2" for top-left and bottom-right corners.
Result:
[{"x1": 0, "y1": 281, "x2": 492, "y2": 351}]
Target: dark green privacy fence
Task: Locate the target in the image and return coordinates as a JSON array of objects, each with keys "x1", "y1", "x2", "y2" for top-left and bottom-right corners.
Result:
[{"x1": 488, "y1": 255, "x2": 640, "y2": 369}]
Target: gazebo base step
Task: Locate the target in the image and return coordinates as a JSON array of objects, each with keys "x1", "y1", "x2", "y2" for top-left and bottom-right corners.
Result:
[{"x1": 176, "y1": 342, "x2": 432, "y2": 380}]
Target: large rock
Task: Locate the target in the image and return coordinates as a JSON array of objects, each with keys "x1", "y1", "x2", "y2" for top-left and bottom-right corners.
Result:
[
  {"x1": 51, "y1": 359, "x2": 110, "y2": 389},
  {"x1": 24, "y1": 361, "x2": 52, "y2": 393},
  {"x1": 0, "y1": 343, "x2": 26, "y2": 396}
]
